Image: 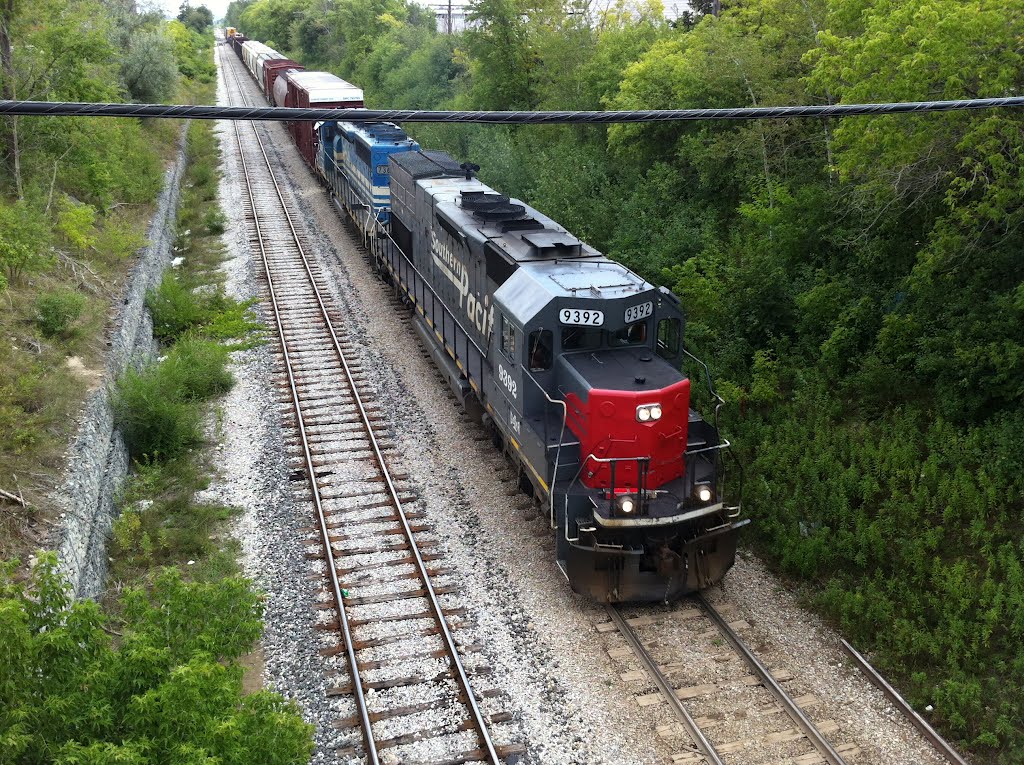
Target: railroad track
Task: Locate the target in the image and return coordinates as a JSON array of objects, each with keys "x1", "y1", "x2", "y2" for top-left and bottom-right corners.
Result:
[
  {"x1": 218, "y1": 44, "x2": 523, "y2": 765},
  {"x1": 600, "y1": 596, "x2": 861, "y2": 764}
]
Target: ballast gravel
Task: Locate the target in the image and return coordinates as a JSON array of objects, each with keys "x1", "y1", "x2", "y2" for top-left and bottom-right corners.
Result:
[{"x1": 205, "y1": 46, "x2": 964, "y2": 765}]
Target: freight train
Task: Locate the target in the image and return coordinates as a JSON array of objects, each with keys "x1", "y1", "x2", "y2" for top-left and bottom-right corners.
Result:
[{"x1": 225, "y1": 30, "x2": 748, "y2": 602}]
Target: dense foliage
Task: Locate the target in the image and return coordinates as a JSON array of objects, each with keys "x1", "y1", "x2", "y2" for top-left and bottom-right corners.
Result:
[
  {"x1": 0, "y1": 0, "x2": 216, "y2": 557},
  {"x1": 0, "y1": 555, "x2": 313, "y2": 763},
  {"x1": 228, "y1": 0, "x2": 1024, "y2": 758}
]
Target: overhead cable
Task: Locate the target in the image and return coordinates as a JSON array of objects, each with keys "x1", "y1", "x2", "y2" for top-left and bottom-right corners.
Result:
[{"x1": 1, "y1": 97, "x2": 1023, "y2": 124}]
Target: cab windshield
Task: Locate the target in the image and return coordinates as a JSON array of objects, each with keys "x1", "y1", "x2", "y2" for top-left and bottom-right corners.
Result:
[
  {"x1": 561, "y1": 326, "x2": 602, "y2": 351},
  {"x1": 561, "y1": 320, "x2": 650, "y2": 352},
  {"x1": 610, "y1": 320, "x2": 648, "y2": 347}
]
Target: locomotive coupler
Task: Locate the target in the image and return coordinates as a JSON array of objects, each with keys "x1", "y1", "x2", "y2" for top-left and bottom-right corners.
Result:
[{"x1": 656, "y1": 544, "x2": 683, "y2": 577}]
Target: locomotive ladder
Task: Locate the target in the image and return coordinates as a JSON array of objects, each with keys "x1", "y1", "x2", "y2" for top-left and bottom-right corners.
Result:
[{"x1": 218, "y1": 44, "x2": 504, "y2": 765}]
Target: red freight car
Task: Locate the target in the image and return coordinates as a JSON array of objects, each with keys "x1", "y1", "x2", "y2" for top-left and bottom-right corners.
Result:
[
  {"x1": 262, "y1": 59, "x2": 303, "y2": 102},
  {"x1": 284, "y1": 71, "x2": 364, "y2": 169},
  {"x1": 229, "y1": 34, "x2": 247, "y2": 56}
]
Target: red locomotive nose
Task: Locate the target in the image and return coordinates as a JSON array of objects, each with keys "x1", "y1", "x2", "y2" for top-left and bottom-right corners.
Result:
[{"x1": 565, "y1": 378, "x2": 691, "y2": 491}]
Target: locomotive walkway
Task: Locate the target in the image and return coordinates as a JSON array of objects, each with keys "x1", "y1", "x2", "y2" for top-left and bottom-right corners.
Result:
[{"x1": 219, "y1": 43, "x2": 520, "y2": 765}]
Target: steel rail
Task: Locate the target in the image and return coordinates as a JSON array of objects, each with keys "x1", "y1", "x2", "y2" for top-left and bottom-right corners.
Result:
[
  {"x1": 606, "y1": 606, "x2": 725, "y2": 765},
  {"x1": 840, "y1": 640, "x2": 970, "y2": 765},
  {"x1": 223, "y1": 47, "x2": 502, "y2": 765},
  {"x1": 220, "y1": 46, "x2": 381, "y2": 765},
  {"x1": 695, "y1": 593, "x2": 850, "y2": 765}
]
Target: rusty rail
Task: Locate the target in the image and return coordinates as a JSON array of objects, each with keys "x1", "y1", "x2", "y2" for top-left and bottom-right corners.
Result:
[
  {"x1": 220, "y1": 44, "x2": 501, "y2": 765},
  {"x1": 696, "y1": 594, "x2": 851, "y2": 765},
  {"x1": 840, "y1": 640, "x2": 971, "y2": 765}
]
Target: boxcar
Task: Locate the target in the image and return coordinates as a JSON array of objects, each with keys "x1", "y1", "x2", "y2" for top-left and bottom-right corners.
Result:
[
  {"x1": 262, "y1": 59, "x2": 303, "y2": 102},
  {"x1": 241, "y1": 41, "x2": 276, "y2": 80},
  {"x1": 284, "y1": 72, "x2": 364, "y2": 170}
]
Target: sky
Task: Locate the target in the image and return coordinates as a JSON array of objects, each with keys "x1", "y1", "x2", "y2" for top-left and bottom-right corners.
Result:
[
  {"x1": 151, "y1": 0, "x2": 231, "y2": 23},
  {"x1": 155, "y1": 0, "x2": 694, "y2": 30}
]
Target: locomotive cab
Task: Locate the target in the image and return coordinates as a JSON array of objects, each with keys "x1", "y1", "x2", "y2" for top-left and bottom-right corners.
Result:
[{"x1": 492, "y1": 259, "x2": 747, "y2": 602}]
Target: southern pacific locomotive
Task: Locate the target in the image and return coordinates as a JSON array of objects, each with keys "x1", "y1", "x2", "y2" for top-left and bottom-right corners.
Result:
[{"x1": 227, "y1": 31, "x2": 748, "y2": 602}]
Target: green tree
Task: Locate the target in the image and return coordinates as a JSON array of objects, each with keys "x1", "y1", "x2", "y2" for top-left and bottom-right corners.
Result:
[
  {"x1": 0, "y1": 555, "x2": 314, "y2": 762},
  {"x1": 178, "y1": 1, "x2": 214, "y2": 32},
  {"x1": 122, "y1": 30, "x2": 179, "y2": 103},
  {"x1": 463, "y1": 0, "x2": 537, "y2": 108},
  {"x1": 808, "y1": 0, "x2": 1024, "y2": 422}
]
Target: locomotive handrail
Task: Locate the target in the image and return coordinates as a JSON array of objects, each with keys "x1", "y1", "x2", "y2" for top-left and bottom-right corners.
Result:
[
  {"x1": 563, "y1": 452, "x2": 653, "y2": 542},
  {"x1": 682, "y1": 347, "x2": 744, "y2": 517},
  {"x1": 682, "y1": 346, "x2": 725, "y2": 433},
  {"x1": 519, "y1": 362, "x2": 567, "y2": 529},
  {"x1": 685, "y1": 439, "x2": 731, "y2": 456}
]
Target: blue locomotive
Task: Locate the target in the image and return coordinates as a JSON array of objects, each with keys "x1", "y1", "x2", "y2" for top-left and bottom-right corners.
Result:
[{"x1": 318, "y1": 120, "x2": 419, "y2": 230}]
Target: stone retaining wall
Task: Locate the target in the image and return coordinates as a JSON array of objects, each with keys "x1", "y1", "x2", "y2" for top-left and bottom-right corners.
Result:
[{"x1": 50, "y1": 126, "x2": 189, "y2": 598}]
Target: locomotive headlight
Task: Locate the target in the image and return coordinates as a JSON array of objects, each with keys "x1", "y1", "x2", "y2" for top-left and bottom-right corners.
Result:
[
  {"x1": 636, "y1": 404, "x2": 661, "y2": 422},
  {"x1": 617, "y1": 495, "x2": 636, "y2": 514},
  {"x1": 695, "y1": 484, "x2": 714, "y2": 503}
]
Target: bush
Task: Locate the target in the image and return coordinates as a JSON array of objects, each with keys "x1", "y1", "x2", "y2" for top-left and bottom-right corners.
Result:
[
  {"x1": 203, "y1": 208, "x2": 226, "y2": 234},
  {"x1": 55, "y1": 197, "x2": 98, "y2": 250},
  {"x1": 113, "y1": 364, "x2": 204, "y2": 459},
  {"x1": 164, "y1": 336, "x2": 233, "y2": 400},
  {"x1": 35, "y1": 289, "x2": 87, "y2": 337},
  {"x1": 191, "y1": 161, "x2": 215, "y2": 192},
  {"x1": 122, "y1": 30, "x2": 179, "y2": 103},
  {"x1": 113, "y1": 334, "x2": 233, "y2": 460},
  {"x1": 146, "y1": 271, "x2": 261, "y2": 344},
  {"x1": 0, "y1": 200, "x2": 52, "y2": 281},
  {"x1": 146, "y1": 272, "x2": 208, "y2": 340},
  {"x1": 0, "y1": 554, "x2": 314, "y2": 763}
]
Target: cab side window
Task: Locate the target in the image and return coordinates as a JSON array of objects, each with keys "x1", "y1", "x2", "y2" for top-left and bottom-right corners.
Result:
[
  {"x1": 657, "y1": 318, "x2": 681, "y2": 359},
  {"x1": 501, "y1": 315, "x2": 516, "y2": 359},
  {"x1": 526, "y1": 330, "x2": 553, "y2": 371}
]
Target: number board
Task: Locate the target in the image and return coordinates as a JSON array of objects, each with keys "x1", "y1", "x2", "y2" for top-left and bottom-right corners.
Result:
[
  {"x1": 559, "y1": 308, "x2": 605, "y2": 326},
  {"x1": 375, "y1": 164, "x2": 390, "y2": 175},
  {"x1": 624, "y1": 301, "x2": 654, "y2": 323}
]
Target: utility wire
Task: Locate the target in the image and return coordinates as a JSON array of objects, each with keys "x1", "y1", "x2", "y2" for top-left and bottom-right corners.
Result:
[{"x1": 1, "y1": 97, "x2": 1023, "y2": 124}]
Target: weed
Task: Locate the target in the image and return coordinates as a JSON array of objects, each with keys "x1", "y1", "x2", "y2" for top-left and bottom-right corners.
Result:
[
  {"x1": 146, "y1": 272, "x2": 208, "y2": 340},
  {"x1": 112, "y1": 335, "x2": 234, "y2": 461},
  {"x1": 204, "y1": 297, "x2": 263, "y2": 345},
  {"x1": 35, "y1": 289, "x2": 87, "y2": 337},
  {"x1": 94, "y1": 213, "x2": 148, "y2": 268},
  {"x1": 110, "y1": 456, "x2": 239, "y2": 580},
  {"x1": 203, "y1": 208, "x2": 226, "y2": 234},
  {"x1": 190, "y1": 162, "x2": 215, "y2": 192},
  {"x1": 146, "y1": 272, "x2": 261, "y2": 344},
  {"x1": 163, "y1": 336, "x2": 233, "y2": 400},
  {"x1": 112, "y1": 364, "x2": 204, "y2": 460}
]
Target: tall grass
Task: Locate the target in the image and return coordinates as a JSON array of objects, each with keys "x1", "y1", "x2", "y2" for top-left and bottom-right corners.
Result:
[
  {"x1": 146, "y1": 272, "x2": 261, "y2": 344},
  {"x1": 113, "y1": 337, "x2": 233, "y2": 460}
]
